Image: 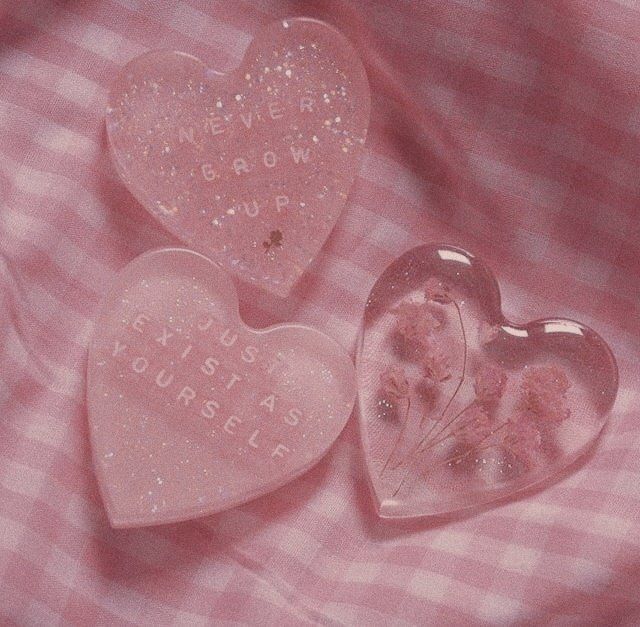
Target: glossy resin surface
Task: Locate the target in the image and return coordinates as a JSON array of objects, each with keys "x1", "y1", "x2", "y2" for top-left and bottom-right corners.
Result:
[
  {"x1": 106, "y1": 18, "x2": 370, "y2": 297},
  {"x1": 357, "y1": 245, "x2": 618, "y2": 518},
  {"x1": 88, "y1": 248, "x2": 356, "y2": 527}
]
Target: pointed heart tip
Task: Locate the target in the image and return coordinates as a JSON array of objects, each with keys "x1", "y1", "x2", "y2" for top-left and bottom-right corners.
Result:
[
  {"x1": 368, "y1": 483, "x2": 409, "y2": 519},
  {"x1": 375, "y1": 496, "x2": 411, "y2": 519},
  {"x1": 106, "y1": 513, "x2": 132, "y2": 529},
  {"x1": 107, "y1": 513, "x2": 169, "y2": 530}
]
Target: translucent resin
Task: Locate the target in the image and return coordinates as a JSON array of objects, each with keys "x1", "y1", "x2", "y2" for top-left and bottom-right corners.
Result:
[
  {"x1": 106, "y1": 18, "x2": 370, "y2": 297},
  {"x1": 87, "y1": 248, "x2": 356, "y2": 527},
  {"x1": 357, "y1": 245, "x2": 618, "y2": 518}
]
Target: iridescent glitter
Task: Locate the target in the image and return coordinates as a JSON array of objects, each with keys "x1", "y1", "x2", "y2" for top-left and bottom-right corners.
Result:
[
  {"x1": 87, "y1": 248, "x2": 356, "y2": 527},
  {"x1": 357, "y1": 245, "x2": 618, "y2": 518},
  {"x1": 106, "y1": 18, "x2": 370, "y2": 297}
]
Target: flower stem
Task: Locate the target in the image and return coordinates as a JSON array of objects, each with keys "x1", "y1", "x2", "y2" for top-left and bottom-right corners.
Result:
[
  {"x1": 390, "y1": 297, "x2": 469, "y2": 492},
  {"x1": 439, "y1": 443, "x2": 495, "y2": 468},
  {"x1": 380, "y1": 397, "x2": 411, "y2": 476},
  {"x1": 417, "y1": 401, "x2": 474, "y2": 454},
  {"x1": 418, "y1": 406, "x2": 477, "y2": 451},
  {"x1": 436, "y1": 299, "x2": 468, "y2": 418},
  {"x1": 392, "y1": 421, "x2": 509, "y2": 498},
  {"x1": 437, "y1": 422, "x2": 509, "y2": 467},
  {"x1": 405, "y1": 299, "x2": 469, "y2": 458}
]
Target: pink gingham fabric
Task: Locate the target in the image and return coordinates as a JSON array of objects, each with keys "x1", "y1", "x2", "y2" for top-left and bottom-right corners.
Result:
[{"x1": 1, "y1": 1, "x2": 639, "y2": 624}]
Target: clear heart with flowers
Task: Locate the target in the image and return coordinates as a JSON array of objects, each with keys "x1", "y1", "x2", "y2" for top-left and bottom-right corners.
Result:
[{"x1": 357, "y1": 244, "x2": 618, "y2": 518}]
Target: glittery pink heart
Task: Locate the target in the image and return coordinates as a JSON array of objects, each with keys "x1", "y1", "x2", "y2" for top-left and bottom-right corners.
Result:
[
  {"x1": 87, "y1": 248, "x2": 356, "y2": 528},
  {"x1": 106, "y1": 18, "x2": 370, "y2": 297},
  {"x1": 357, "y1": 245, "x2": 618, "y2": 519}
]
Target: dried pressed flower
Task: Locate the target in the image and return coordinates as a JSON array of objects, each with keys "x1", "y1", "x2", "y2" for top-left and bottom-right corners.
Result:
[
  {"x1": 380, "y1": 364, "x2": 410, "y2": 400},
  {"x1": 474, "y1": 363, "x2": 507, "y2": 405},
  {"x1": 524, "y1": 365, "x2": 569, "y2": 395},
  {"x1": 380, "y1": 364, "x2": 413, "y2": 476},
  {"x1": 502, "y1": 418, "x2": 542, "y2": 461},
  {"x1": 424, "y1": 277, "x2": 452, "y2": 304},
  {"x1": 458, "y1": 405, "x2": 492, "y2": 446},
  {"x1": 519, "y1": 365, "x2": 571, "y2": 424},
  {"x1": 392, "y1": 301, "x2": 441, "y2": 344},
  {"x1": 421, "y1": 346, "x2": 452, "y2": 383}
]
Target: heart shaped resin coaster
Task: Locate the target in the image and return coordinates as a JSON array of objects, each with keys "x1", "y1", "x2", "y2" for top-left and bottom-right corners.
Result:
[
  {"x1": 106, "y1": 18, "x2": 370, "y2": 297},
  {"x1": 357, "y1": 245, "x2": 618, "y2": 519},
  {"x1": 87, "y1": 248, "x2": 356, "y2": 528}
]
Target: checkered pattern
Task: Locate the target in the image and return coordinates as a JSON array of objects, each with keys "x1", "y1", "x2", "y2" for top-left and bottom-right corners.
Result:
[{"x1": 1, "y1": 1, "x2": 639, "y2": 624}]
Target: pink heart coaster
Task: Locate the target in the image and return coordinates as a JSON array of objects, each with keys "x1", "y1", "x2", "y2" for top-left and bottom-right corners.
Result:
[
  {"x1": 87, "y1": 248, "x2": 356, "y2": 528},
  {"x1": 357, "y1": 245, "x2": 618, "y2": 519},
  {"x1": 106, "y1": 18, "x2": 370, "y2": 297}
]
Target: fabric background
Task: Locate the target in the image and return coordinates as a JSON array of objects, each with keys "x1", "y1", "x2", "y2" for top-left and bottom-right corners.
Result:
[{"x1": 1, "y1": 1, "x2": 639, "y2": 624}]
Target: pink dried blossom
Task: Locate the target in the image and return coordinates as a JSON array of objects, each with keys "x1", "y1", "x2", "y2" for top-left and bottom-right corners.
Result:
[
  {"x1": 474, "y1": 363, "x2": 507, "y2": 405},
  {"x1": 502, "y1": 418, "x2": 542, "y2": 462},
  {"x1": 421, "y1": 346, "x2": 452, "y2": 383},
  {"x1": 459, "y1": 405, "x2": 492, "y2": 446},
  {"x1": 392, "y1": 301, "x2": 441, "y2": 344},
  {"x1": 380, "y1": 365, "x2": 410, "y2": 400},
  {"x1": 519, "y1": 365, "x2": 571, "y2": 424},
  {"x1": 424, "y1": 277, "x2": 452, "y2": 304}
]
